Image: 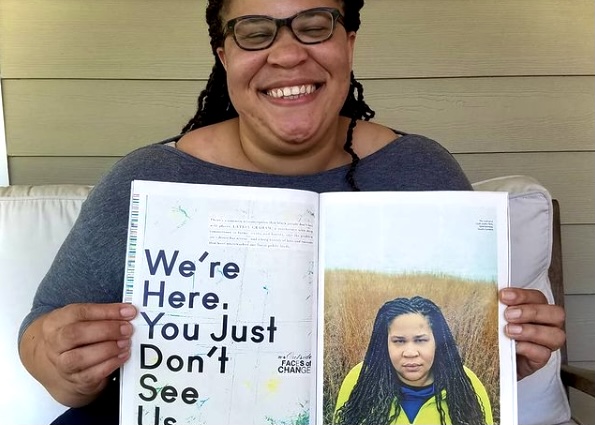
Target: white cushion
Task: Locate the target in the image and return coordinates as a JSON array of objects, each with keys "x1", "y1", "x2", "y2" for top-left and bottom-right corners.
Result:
[
  {"x1": 473, "y1": 175, "x2": 572, "y2": 425},
  {"x1": 0, "y1": 184, "x2": 92, "y2": 425}
]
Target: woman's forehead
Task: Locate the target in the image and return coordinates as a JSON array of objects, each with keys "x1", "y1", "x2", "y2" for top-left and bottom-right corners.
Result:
[
  {"x1": 389, "y1": 313, "x2": 432, "y2": 333},
  {"x1": 223, "y1": 0, "x2": 343, "y2": 19}
]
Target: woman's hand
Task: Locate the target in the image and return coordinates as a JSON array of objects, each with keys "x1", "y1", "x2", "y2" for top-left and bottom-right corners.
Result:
[
  {"x1": 19, "y1": 303, "x2": 137, "y2": 407},
  {"x1": 499, "y1": 288, "x2": 566, "y2": 380}
]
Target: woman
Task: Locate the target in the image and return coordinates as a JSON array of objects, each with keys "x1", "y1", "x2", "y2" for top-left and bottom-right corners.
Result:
[
  {"x1": 18, "y1": 0, "x2": 565, "y2": 424},
  {"x1": 334, "y1": 296, "x2": 493, "y2": 425}
]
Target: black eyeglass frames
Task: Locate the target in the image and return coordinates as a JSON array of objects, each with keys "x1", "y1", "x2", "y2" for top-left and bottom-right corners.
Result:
[{"x1": 223, "y1": 7, "x2": 345, "y2": 51}]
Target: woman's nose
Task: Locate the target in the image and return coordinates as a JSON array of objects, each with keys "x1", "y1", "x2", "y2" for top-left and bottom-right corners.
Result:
[
  {"x1": 402, "y1": 346, "x2": 419, "y2": 357},
  {"x1": 266, "y1": 27, "x2": 309, "y2": 67}
]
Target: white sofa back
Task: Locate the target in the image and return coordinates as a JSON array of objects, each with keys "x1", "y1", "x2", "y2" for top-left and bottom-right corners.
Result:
[
  {"x1": 0, "y1": 185, "x2": 92, "y2": 425},
  {"x1": 0, "y1": 177, "x2": 573, "y2": 425}
]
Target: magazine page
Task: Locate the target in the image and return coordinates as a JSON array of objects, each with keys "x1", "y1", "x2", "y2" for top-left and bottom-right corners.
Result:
[
  {"x1": 316, "y1": 191, "x2": 514, "y2": 425},
  {"x1": 120, "y1": 180, "x2": 319, "y2": 425}
]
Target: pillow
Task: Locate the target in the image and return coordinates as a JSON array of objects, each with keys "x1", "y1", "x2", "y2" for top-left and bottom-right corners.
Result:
[
  {"x1": 0, "y1": 184, "x2": 92, "y2": 425},
  {"x1": 473, "y1": 175, "x2": 571, "y2": 425}
]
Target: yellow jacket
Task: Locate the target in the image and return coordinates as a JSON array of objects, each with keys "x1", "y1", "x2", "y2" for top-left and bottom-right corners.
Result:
[{"x1": 334, "y1": 362, "x2": 494, "y2": 424}]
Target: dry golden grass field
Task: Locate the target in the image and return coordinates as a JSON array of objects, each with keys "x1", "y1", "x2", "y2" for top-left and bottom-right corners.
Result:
[{"x1": 323, "y1": 270, "x2": 500, "y2": 424}]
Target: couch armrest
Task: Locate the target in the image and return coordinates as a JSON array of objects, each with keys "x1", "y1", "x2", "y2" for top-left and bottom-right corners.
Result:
[{"x1": 561, "y1": 365, "x2": 595, "y2": 398}]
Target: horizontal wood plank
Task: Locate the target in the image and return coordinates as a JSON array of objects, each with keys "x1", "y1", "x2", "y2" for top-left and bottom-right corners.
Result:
[
  {"x1": 8, "y1": 153, "x2": 595, "y2": 225},
  {"x1": 565, "y1": 295, "x2": 595, "y2": 363},
  {"x1": 569, "y1": 387, "x2": 595, "y2": 425},
  {"x1": 562, "y1": 226, "x2": 595, "y2": 295},
  {"x1": 569, "y1": 362, "x2": 595, "y2": 370},
  {"x1": 455, "y1": 152, "x2": 595, "y2": 225},
  {"x1": 0, "y1": 0, "x2": 210, "y2": 80},
  {"x1": 8, "y1": 157, "x2": 120, "y2": 186},
  {"x1": 4, "y1": 77, "x2": 593, "y2": 156},
  {"x1": 0, "y1": 0, "x2": 592, "y2": 79},
  {"x1": 368, "y1": 77, "x2": 594, "y2": 153},
  {"x1": 3, "y1": 79, "x2": 201, "y2": 156}
]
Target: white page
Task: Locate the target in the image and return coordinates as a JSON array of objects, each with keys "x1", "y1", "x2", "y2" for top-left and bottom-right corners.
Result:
[{"x1": 120, "y1": 181, "x2": 320, "y2": 425}]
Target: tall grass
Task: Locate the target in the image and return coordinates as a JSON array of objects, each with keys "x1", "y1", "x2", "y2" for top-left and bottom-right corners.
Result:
[{"x1": 322, "y1": 270, "x2": 500, "y2": 424}]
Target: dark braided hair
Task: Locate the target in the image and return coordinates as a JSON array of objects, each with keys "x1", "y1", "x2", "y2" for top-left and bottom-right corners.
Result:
[
  {"x1": 334, "y1": 296, "x2": 489, "y2": 425},
  {"x1": 181, "y1": 0, "x2": 375, "y2": 190}
]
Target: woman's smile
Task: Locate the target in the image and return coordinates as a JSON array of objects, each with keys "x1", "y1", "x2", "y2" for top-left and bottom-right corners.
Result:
[{"x1": 265, "y1": 83, "x2": 319, "y2": 99}]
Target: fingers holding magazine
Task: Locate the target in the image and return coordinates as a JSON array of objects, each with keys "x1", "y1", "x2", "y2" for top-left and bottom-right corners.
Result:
[{"x1": 500, "y1": 287, "x2": 566, "y2": 380}]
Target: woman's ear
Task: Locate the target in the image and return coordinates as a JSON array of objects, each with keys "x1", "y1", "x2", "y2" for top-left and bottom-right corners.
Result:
[
  {"x1": 346, "y1": 31, "x2": 357, "y2": 69},
  {"x1": 216, "y1": 47, "x2": 228, "y2": 71}
]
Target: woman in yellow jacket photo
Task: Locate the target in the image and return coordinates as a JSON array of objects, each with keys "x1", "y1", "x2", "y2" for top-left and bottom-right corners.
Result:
[{"x1": 334, "y1": 296, "x2": 493, "y2": 425}]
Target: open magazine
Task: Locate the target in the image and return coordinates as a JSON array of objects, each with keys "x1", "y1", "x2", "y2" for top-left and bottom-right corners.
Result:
[{"x1": 119, "y1": 180, "x2": 516, "y2": 425}]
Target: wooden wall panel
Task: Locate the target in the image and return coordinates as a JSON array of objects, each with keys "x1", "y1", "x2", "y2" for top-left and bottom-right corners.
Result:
[
  {"x1": 562, "y1": 226, "x2": 595, "y2": 295},
  {"x1": 4, "y1": 77, "x2": 593, "y2": 156},
  {"x1": 455, "y1": 152, "x2": 595, "y2": 225},
  {"x1": 3, "y1": 80, "x2": 203, "y2": 156},
  {"x1": 344, "y1": 77, "x2": 594, "y2": 152},
  {"x1": 565, "y1": 295, "x2": 595, "y2": 362},
  {"x1": 8, "y1": 153, "x2": 595, "y2": 225},
  {"x1": 569, "y1": 362, "x2": 595, "y2": 370},
  {"x1": 569, "y1": 388, "x2": 595, "y2": 425},
  {"x1": 8, "y1": 157, "x2": 119, "y2": 186},
  {"x1": 0, "y1": 0, "x2": 210, "y2": 80},
  {"x1": 1, "y1": 0, "x2": 592, "y2": 79},
  {"x1": 566, "y1": 295, "x2": 595, "y2": 424}
]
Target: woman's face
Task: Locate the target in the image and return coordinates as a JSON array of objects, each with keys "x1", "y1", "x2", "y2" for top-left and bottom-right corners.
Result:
[
  {"x1": 216, "y1": 0, "x2": 355, "y2": 151},
  {"x1": 387, "y1": 313, "x2": 436, "y2": 387}
]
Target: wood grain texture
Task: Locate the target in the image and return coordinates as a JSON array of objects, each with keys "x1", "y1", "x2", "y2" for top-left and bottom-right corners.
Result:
[
  {"x1": 569, "y1": 387, "x2": 595, "y2": 425},
  {"x1": 569, "y1": 362, "x2": 595, "y2": 370},
  {"x1": 3, "y1": 80, "x2": 201, "y2": 156},
  {"x1": 455, "y1": 152, "x2": 595, "y2": 225},
  {"x1": 8, "y1": 157, "x2": 120, "y2": 186},
  {"x1": 4, "y1": 77, "x2": 593, "y2": 156},
  {"x1": 1, "y1": 0, "x2": 592, "y2": 79},
  {"x1": 8, "y1": 152, "x2": 595, "y2": 226},
  {"x1": 562, "y1": 226, "x2": 595, "y2": 295},
  {"x1": 565, "y1": 295, "x2": 595, "y2": 363}
]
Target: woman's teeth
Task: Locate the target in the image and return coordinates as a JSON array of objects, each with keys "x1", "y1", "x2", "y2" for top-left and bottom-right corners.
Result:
[{"x1": 267, "y1": 84, "x2": 317, "y2": 99}]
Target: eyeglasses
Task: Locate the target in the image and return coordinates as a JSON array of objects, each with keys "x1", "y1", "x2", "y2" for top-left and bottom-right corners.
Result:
[{"x1": 224, "y1": 7, "x2": 345, "y2": 51}]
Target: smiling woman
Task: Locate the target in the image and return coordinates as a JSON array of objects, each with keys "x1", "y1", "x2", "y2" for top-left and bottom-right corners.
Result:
[
  {"x1": 177, "y1": 0, "x2": 386, "y2": 184},
  {"x1": 16, "y1": 1, "x2": 568, "y2": 424}
]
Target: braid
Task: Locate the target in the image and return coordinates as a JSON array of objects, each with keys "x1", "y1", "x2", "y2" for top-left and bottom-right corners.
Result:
[
  {"x1": 181, "y1": 0, "x2": 236, "y2": 133},
  {"x1": 430, "y1": 304, "x2": 488, "y2": 425},
  {"x1": 181, "y1": 60, "x2": 237, "y2": 133},
  {"x1": 182, "y1": 0, "x2": 375, "y2": 190},
  {"x1": 335, "y1": 296, "x2": 489, "y2": 425},
  {"x1": 341, "y1": 72, "x2": 375, "y2": 191}
]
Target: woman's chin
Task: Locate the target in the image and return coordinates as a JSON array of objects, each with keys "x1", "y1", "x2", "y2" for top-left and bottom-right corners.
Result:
[{"x1": 270, "y1": 125, "x2": 320, "y2": 146}]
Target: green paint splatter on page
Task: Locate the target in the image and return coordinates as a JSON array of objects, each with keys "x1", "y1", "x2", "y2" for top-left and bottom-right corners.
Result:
[{"x1": 265, "y1": 403, "x2": 309, "y2": 425}]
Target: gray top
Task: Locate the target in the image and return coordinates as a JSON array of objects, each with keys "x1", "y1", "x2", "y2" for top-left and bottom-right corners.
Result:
[{"x1": 19, "y1": 133, "x2": 471, "y2": 340}]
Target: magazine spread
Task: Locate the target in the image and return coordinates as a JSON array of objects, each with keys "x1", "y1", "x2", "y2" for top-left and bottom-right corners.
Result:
[{"x1": 120, "y1": 180, "x2": 515, "y2": 425}]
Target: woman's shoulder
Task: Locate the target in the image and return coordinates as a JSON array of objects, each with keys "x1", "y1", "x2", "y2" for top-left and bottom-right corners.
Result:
[
  {"x1": 353, "y1": 124, "x2": 472, "y2": 191},
  {"x1": 335, "y1": 362, "x2": 365, "y2": 412},
  {"x1": 103, "y1": 134, "x2": 223, "y2": 183},
  {"x1": 352, "y1": 120, "x2": 402, "y2": 159},
  {"x1": 462, "y1": 365, "x2": 487, "y2": 389},
  {"x1": 354, "y1": 121, "x2": 458, "y2": 162},
  {"x1": 340, "y1": 362, "x2": 365, "y2": 388},
  {"x1": 463, "y1": 365, "x2": 480, "y2": 379}
]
